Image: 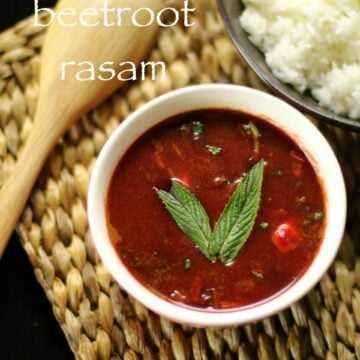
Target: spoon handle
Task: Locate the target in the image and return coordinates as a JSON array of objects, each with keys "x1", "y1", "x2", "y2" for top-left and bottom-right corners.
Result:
[
  {"x1": 0, "y1": 0, "x2": 165, "y2": 258},
  {"x1": 0, "y1": 126, "x2": 53, "y2": 258}
]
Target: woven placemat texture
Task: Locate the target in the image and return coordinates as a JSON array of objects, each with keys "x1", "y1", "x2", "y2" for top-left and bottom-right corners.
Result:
[{"x1": 1, "y1": 2, "x2": 360, "y2": 359}]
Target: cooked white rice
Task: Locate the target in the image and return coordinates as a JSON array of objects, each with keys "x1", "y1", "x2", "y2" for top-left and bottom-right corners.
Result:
[{"x1": 240, "y1": 0, "x2": 360, "y2": 120}]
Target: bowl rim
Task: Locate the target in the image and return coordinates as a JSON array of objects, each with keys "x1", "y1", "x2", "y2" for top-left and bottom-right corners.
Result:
[
  {"x1": 216, "y1": 0, "x2": 360, "y2": 133},
  {"x1": 88, "y1": 84, "x2": 347, "y2": 327}
]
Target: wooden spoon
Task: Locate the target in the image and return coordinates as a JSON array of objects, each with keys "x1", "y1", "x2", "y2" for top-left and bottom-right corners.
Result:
[{"x1": 0, "y1": 0, "x2": 164, "y2": 257}]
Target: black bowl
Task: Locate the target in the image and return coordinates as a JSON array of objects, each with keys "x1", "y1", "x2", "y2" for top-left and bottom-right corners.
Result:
[{"x1": 217, "y1": 0, "x2": 360, "y2": 132}]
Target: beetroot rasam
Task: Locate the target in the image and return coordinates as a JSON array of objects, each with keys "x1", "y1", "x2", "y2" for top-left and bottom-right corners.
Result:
[{"x1": 106, "y1": 109, "x2": 325, "y2": 310}]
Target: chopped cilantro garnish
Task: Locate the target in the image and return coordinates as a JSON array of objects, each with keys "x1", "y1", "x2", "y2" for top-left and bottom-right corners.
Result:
[
  {"x1": 313, "y1": 212, "x2": 324, "y2": 221},
  {"x1": 303, "y1": 220, "x2": 312, "y2": 227},
  {"x1": 249, "y1": 121, "x2": 260, "y2": 155},
  {"x1": 259, "y1": 222, "x2": 269, "y2": 229},
  {"x1": 180, "y1": 124, "x2": 188, "y2": 132},
  {"x1": 206, "y1": 145, "x2": 222, "y2": 155},
  {"x1": 192, "y1": 121, "x2": 204, "y2": 139},
  {"x1": 184, "y1": 258, "x2": 192, "y2": 270},
  {"x1": 252, "y1": 271, "x2": 263, "y2": 279}
]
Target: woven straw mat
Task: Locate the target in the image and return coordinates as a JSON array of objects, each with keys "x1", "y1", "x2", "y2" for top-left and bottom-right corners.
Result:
[{"x1": 1, "y1": 2, "x2": 360, "y2": 359}]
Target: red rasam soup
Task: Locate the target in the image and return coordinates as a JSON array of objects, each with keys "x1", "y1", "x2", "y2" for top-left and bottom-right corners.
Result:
[{"x1": 106, "y1": 109, "x2": 325, "y2": 310}]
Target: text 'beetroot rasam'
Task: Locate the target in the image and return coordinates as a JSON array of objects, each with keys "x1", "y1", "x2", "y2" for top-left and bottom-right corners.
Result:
[{"x1": 106, "y1": 109, "x2": 325, "y2": 310}]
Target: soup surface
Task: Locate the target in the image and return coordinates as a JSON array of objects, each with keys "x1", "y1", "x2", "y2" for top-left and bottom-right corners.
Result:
[{"x1": 106, "y1": 109, "x2": 325, "y2": 310}]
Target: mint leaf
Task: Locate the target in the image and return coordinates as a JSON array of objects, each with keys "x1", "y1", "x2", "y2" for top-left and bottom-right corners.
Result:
[
  {"x1": 210, "y1": 160, "x2": 264, "y2": 264},
  {"x1": 155, "y1": 160, "x2": 264, "y2": 264},
  {"x1": 155, "y1": 181, "x2": 214, "y2": 260}
]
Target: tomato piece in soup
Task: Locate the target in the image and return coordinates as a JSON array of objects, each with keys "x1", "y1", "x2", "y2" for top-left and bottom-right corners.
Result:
[{"x1": 272, "y1": 222, "x2": 302, "y2": 253}]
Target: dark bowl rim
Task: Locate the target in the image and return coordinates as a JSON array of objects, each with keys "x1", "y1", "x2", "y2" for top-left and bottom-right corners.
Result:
[{"x1": 217, "y1": 0, "x2": 360, "y2": 133}]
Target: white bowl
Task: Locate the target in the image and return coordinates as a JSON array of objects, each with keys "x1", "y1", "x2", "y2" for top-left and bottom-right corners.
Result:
[{"x1": 88, "y1": 84, "x2": 346, "y2": 327}]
